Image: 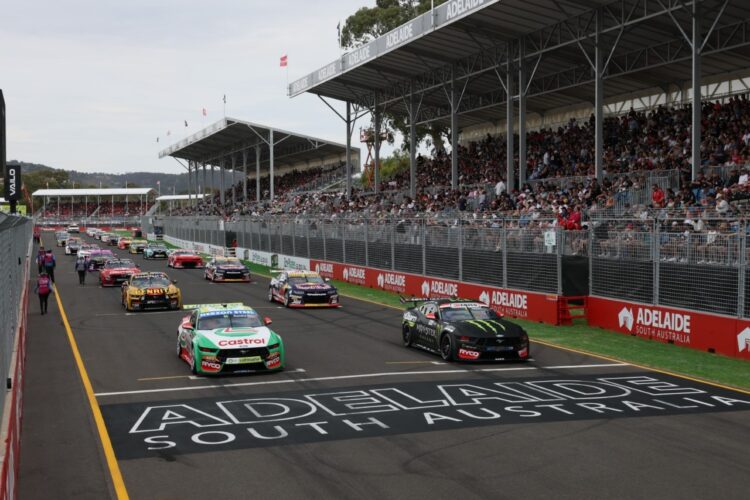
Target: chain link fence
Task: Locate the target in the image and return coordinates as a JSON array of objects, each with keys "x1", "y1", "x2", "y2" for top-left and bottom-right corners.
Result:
[{"x1": 0, "y1": 214, "x2": 32, "y2": 414}]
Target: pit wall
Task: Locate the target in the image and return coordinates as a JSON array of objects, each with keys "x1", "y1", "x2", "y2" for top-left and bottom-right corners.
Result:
[{"x1": 162, "y1": 235, "x2": 750, "y2": 361}]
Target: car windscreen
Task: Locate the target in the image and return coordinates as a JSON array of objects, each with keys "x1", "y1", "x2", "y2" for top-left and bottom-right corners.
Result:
[
  {"x1": 441, "y1": 306, "x2": 499, "y2": 321},
  {"x1": 131, "y1": 277, "x2": 171, "y2": 288},
  {"x1": 197, "y1": 313, "x2": 262, "y2": 330},
  {"x1": 288, "y1": 276, "x2": 325, "y2": 285},
  {"x1": 105, "y1": 260, "x2": 135, "y2": 268}
]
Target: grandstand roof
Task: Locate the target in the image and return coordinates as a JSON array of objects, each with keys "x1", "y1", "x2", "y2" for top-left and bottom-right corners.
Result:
[
  {"x1": 158, "y1": 117, "x2": 359, "y2": 169},
  {"x1": 31, "y1": 188, "x2": 155, "y2": 197},
  {"x1": 290, "y1": 0, "x2": 750, "y2": 127},
  {"x1": 155, "y1": 194, "x2": 207, "y2": 201}
]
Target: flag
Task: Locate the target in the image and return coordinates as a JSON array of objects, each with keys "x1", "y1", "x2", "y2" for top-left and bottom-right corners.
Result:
[
  {"x1": 202, "y1": 107, "x2": 207, "y2": 116},
  {"x1": 167, "y1": 130, "x2": 171, "y2": 136},
  {"x1": 337, "y1": 22, "x2": 341, "y2": 47},
  {"x1": 156, "y1": 137, "x2": 160, "y2": 143},
  {"x1": 280, "y1": 54, "x2": 288, "y2": 67},
  {"x1": 184, "y1": 120, "x2": 188, "y2": 127},
  {"x1": 223, "y1": 94, "x2": 226, "y2": 104}
]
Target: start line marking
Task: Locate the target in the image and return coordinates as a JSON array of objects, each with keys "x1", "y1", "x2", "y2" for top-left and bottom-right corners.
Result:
[{"x1": 94, "y1": 363, "x2": 629, "y2": 397}]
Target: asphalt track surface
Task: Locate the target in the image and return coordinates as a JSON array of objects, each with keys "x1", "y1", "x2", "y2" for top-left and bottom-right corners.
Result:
[{"x1": 19, "y1": 234, "x2": 750, "y2": 499}]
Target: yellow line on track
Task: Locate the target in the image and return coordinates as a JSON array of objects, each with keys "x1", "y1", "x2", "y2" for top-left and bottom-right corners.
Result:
[{"x1": 52, "y1": 284, "x2": 130, "y2": 499}]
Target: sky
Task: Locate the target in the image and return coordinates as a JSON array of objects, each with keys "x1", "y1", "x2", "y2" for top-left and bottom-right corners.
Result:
[{"x1": 1, "y1": 0, "x2": 392, "y2": 175}]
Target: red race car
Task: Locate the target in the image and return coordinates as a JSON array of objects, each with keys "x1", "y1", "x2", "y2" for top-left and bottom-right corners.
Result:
[
  {"x1": 117, "y1": 237, "x2": 132, "y2": 250},
  {"x1": 99, "y1": 258, "x2": 140, "y2": 287},
  {"x1": 168, "y1": 249, "x2": 204, "y2": 269}
]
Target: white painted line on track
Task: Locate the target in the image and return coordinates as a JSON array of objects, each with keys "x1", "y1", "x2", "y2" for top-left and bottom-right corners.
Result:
[
  {"x1": 188, "y1": 368, "x2": 306, "y2": 380},
  {"x1": 94, "y1": 363, "x2": 629, "y2": 397}
]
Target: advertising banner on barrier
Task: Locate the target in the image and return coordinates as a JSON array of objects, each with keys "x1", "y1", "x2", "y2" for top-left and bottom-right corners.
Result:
[
  {"x1": 310, "y1": 260, "x2": 559, "y2": 324},
  {"x1": 587, "y1": 296, "x2": 750, "y2": 360}
]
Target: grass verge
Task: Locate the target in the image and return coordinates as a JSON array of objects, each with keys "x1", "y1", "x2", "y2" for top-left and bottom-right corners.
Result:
[{"x1": 155, "y1": 238, "x2": 750, "y2": 391}]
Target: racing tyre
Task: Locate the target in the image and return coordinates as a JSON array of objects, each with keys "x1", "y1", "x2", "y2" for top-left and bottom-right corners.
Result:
[
  {"x1": 267, "y1": 287, "x2": 274, "y2": 303},
  {"x1": 440, "y1": 334, "x2": 455, "y2": 361},
  {"x1": 176, "y1": 334, "x2": 182, "y2": 358},
  {"x1": 189, "y1": 344, "x2": 198, "y2": 375},
  {"x1": 402, "y1": 325, "x2": 413, "y2": 347},
  {"x1": 284, "y1": 291, "x2": 292, "y2": 308}
]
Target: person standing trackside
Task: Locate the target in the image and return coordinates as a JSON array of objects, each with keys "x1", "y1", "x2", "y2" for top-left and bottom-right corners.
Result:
[
  {"x1": 75, "y1": 256, "x2": 87, "y2": 285},
  {"x1": 34, "y1": 271, "x2": 53, "y2": 315},
  {"x1": 43, "y1": 249, "x2": 56, "y2": 282},
  {"x1": 37, "y1": 246, "x2": 46, "y2": 274}
]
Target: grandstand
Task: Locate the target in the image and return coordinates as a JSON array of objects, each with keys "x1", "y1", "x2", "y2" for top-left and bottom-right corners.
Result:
[
  {"x1": 32, "y1": 188, "x2": 156, "y2": 225},
  {"x1": 158, "y1": 117, "x2": 360, "y2": 213}
]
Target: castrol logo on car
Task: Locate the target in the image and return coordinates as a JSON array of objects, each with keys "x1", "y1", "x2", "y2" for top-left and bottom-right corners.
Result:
[{"x1": 202, "y1": 328, "x2": 271, "y2": 349}]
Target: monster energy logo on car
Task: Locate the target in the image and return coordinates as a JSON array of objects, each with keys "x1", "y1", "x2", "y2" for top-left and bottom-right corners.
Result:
[{"x1": 466, "y1": 320, "x2": 505, "y2": 334}]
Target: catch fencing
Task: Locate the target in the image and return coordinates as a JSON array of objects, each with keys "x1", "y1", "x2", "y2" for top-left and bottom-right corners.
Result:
[
  {"x1": 159, "y1": 214, "x2": 750, "y2": 320},
  {"x1": 0, "y1": 215, "x2": 32, "y2": 427},
  {"x1": 160, "y1": 215, "x2": 565, "y2": 295}
]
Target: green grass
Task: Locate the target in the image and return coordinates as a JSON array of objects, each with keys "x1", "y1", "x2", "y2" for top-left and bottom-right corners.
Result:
[{"x1": 152, "y1": 237, "x2": 750, "y2": 391}]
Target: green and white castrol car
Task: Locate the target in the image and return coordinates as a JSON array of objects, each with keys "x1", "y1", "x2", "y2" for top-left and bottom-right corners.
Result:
[{"x1": 177, "y1": 303, "x2": 285, "y2": 375}]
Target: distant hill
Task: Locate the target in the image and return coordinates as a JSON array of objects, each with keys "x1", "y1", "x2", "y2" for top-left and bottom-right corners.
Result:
[{"x1": 8, "y1": 160, "x2": 192, "y2": 194}]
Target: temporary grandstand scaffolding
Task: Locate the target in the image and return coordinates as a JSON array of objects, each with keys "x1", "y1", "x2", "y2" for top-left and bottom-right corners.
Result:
[
  {"x1": 290, "y1": 0, "x2": 750, "y2": 196},
  {"x1": 157, "y1": 117, "x2": 361, "y2": 206},
  {"x1": 32, "y1": 188, "x2": 156, "y2": 224}
]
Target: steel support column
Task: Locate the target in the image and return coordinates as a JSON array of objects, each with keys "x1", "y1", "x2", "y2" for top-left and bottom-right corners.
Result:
[
  {"x1": 219, "y1": 160, "x2": 226, "y2": 208},
  {"x1": 595, "y1": 9, "x2": 604, "y2": 182},
  {"x1": 518, "y1": 40, "x2": 527, "y2": 187},
  {"x1": 231, "y1": 155, "x2": 237, "y2": 206},
  {"x1": 201, "y1": 163, "x2": 207, "y2": 201},
  {"x1": 242, "y1": 150, "x2": 248, "y2": 203},
  {"x1": 345, "y1": 102, "x2": 353, "y2": 199},
  {"x1": 409, "y1": 86, "x2": 417, "y2": 199},
  {"x1": 255, "y1": 145, "x2": 261, "y2": 202},
  {"x1": 373, "y1": 100, "x2": 381, "y2": 194},
  {"x1": 210, "y1": 164, "x2": 215, "y2": 209},
  {"x1": 269, "y1": 129, "x2": 275, "y2": 202},
  {"x1": 451, "y1": 66, "x2": 459, "y2": 190},
  {"x1": 506, "y1": 48, "x2": 515, "y2": 194},
  {"x1": 691, "y1": 0, "x2": 702, "y2": 181}
]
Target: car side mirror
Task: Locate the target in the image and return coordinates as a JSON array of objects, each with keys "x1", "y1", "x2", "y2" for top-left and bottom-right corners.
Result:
[
  {"x1": 263, "y1": 317, "x2": 273, "y2": 326},
  {"x1": 425, "y1": 312, "x2": 436, "y2": 320}
]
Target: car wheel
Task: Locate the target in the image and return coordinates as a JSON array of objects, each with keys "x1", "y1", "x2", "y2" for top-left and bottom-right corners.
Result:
[
  {"x1": 284, "y1": 291, "x2": 292, "y2": 307},
  {"x1": 402, "y1": 325, "x2": 413, "y2": 347},
  {"x1": 440, "y1": 335, "x2": 455, "y2": 361},
  {"x1": 176, "y1": 334, "x2": 182, "y2": 358},
  {"x1": 190, "y1": 345, "x2": 198, "y2": 375},
  {"x1": 268, "y1": 287, "x2": 275, "y2": 303}
]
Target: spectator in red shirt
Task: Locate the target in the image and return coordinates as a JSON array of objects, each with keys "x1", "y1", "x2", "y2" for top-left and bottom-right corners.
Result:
[{"x1": 651, "y1": 184, "x2": 665, "y2": 207}]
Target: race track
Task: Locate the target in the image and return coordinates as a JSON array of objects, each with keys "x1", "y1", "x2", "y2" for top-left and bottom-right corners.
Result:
[{"x1": 19, "y1": 234, "x2": 750, "y2": 499}]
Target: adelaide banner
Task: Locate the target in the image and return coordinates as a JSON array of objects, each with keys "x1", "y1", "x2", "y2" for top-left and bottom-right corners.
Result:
[{"x1": 309, "y1": 259, "x2": 560, "y2": 325}]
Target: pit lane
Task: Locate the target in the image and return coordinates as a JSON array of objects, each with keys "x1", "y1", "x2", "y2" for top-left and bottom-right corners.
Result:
[{"x1": 19, "y1": 233, "x2": 750, "y2": 499}]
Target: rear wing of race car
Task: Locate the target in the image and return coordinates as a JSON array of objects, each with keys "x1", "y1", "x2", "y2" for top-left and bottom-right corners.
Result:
[{"x1": 183, "y1": 302, "x2": 245, "y2": 310}]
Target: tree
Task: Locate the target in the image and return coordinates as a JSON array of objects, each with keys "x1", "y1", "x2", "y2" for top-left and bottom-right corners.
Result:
[
  {"x1": 21, "y1": 169, "x2": 70, "y2": 211},
  {"x1": 341, "y1": 1, "x2": 449, "y2": 155}
]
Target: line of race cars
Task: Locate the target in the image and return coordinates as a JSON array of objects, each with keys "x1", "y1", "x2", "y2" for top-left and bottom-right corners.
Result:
[{"x1": 56, "y1": 227, "x2": 530, "y2": 375}]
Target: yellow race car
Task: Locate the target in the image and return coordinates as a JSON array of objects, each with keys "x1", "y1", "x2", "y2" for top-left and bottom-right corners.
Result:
[
  {"x1": 121, "y1": 272, "x2": 182, "y2": 311},
  {"x1": 128, "y1": 239, "x2": 148, "y2": 254}
]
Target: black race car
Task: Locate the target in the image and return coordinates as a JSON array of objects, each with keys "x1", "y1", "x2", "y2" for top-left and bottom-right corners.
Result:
[{"x1": 401, "y1": 298, "x2": 529, "y2": 362}]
